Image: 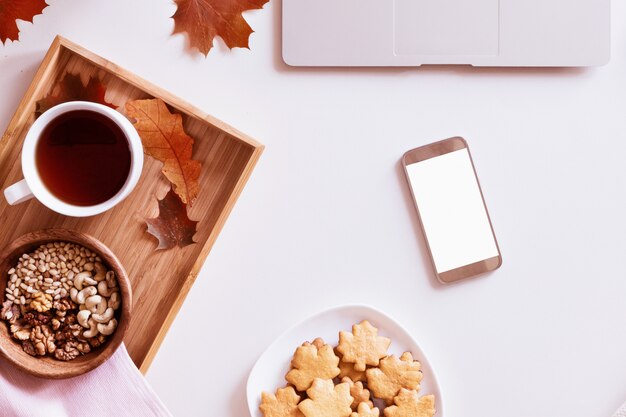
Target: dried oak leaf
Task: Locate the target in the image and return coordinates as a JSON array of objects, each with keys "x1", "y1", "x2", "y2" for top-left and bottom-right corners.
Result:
[
  {"x1": 35, "y1": 73, "x2": 115, "y2": 115},
  {"x1": 126, "y1": 98, "x2": 201, "y2": 205},
  {"x1": 0, "y1": 0, "x2": 48, "y2": 44},
  {"x1": 171, "y1": 0, "x2": 270, "y2": 56},
  {"x1": 146, "y1": 188, "x2": 198, "y2": 250}
]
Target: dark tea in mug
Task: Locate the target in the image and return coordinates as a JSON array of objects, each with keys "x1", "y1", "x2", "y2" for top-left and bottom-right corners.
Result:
[{"x1": 35, "y1": 110, "x2": 131, "y2": 206}]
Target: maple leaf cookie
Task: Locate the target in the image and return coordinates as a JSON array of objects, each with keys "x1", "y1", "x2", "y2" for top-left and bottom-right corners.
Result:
[
  {"x1": 366, "y1": 352, "x2": 423, "y2": 405},
  {"x1": 335, "y1": 348, "x2": 367, "y2": 383},
  {"x1": 336, "y1": 321, "x2": 391, "y2": 372},
  {"x1": 260, "y1": 386, "x2": 304, "y2": 417},
  {"x1": 311, "y1": 338, "x2": 326, "y2": 349},
  {"x1": 350, "y1": 402, "x2": 380, "y2": 417},
  {"x1": 383, "y1": 389, "x2": 435, "y2": 417},
  {"x1": 286, "y1": 340, "x2": 341, "y2": 392},
  {"x1": 298, "y1": 379, "x2": 353, "y2": 417},
  {"x1": 340, "y1": 377, "x2": 372, "y2": 410}
]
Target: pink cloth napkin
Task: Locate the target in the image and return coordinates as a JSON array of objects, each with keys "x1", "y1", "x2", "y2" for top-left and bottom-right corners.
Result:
[{"x1": 0, "y1": 343, "x2": 172, "y2": 417}]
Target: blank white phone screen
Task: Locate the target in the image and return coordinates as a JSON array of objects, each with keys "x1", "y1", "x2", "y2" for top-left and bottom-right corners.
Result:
[{"x1": 406, "y1": 148, "x2": 498, "y2": 273}]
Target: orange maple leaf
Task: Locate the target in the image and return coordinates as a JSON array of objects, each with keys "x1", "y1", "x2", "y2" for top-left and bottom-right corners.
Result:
[
  {"x1": 36, "y1": 73, "x2": 115, "y2": 116},
  {"x1": 171, "y1": 0, "x2": 270, "y2": 56},
  {"x1": 0, "y1": 0, "x2": 48, "y2": 44},
  {"x1": 126, "y1": 98, "x2": 201, "y2": 206}
]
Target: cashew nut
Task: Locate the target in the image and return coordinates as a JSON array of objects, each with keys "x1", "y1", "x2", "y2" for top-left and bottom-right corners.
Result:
[
  {"x1": 109, "y1": 292, "x2": 120, "y2": 310},
  {"x1": 83, "y1": 318, "x2": 99, "y2": 338},
  {"x1": 74, "y1": 271, "x2": 97, "y2": 290},
  {"x1": 70, "y1": 287, "x2": 78, "y2": 303},
  {"x1": 93, "y1": 262, "x2": 106, "y2": 282},
  {"x1": 105, "y1": 270, "x2": 117, "y2": 288},
  {"x1": 97, "y1": 281, "x2": 117, "y2": 297},
  {"x1": 76, "y1": 286, "x2": 97, "y2": 304},
  {"x1": 85, "y1": 295, "x2": 106, "y2": 314},
  {"x1": 92, "y1": 307, "x2": 114, "y2": 324},
  {"x1": 97, "y1": 318, "x2": 117, "y2": 336},
  {"x1": 77, "y1": 309, "x2": 92, "y2": 328}
]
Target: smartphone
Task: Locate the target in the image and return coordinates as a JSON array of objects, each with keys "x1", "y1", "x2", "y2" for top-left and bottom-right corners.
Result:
[{"x1": 402, "y1": 137, "x2": 501, "y2": 283}]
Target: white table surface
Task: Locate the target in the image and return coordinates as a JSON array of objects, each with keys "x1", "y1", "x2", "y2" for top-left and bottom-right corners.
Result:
[{"x1": 1, "y1": 1, "x2": 626, "y2": 416}]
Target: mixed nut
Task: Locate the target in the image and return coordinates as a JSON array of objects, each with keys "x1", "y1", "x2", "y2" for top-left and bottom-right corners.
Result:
[{"x1": 0, "y1": 241, "x2": 121, "y2": 361}]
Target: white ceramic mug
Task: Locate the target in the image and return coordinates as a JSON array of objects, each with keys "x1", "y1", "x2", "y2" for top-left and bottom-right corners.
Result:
[{"x1": 3, "y1": 101, "x2": 143, "y2": 217}]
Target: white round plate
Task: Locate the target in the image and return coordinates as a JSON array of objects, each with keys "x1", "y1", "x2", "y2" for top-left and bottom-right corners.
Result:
[{"x1": 246, "y1": 304, "x2": 444, "y2": 416}]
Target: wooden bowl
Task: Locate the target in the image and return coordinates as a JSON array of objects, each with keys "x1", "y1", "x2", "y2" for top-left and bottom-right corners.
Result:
[{"x1": 0, "y1": 229, "x2": 132, "y2": 378}]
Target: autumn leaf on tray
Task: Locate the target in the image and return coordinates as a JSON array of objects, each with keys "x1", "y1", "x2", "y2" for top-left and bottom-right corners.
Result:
[
  {"x1": 0, "y1": 0, "x2": 48, "y2": 44},
  {"x1": 36, "y1": 73, "x2": 115, "y2": 115},
  {"x1": 171, "y1": 0, "x2": 270, "y2": 56},
  {"x1": 146, "y1": 188, "x2": 198, "y2": 250},
  {"x1": 126, "y1": 98, "x2": 201, "y2": 206}
]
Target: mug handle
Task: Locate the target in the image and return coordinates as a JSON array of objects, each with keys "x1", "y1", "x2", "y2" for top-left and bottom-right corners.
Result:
[{"x1": 4, "y1": 179, "x2": 34, "y2": 205}]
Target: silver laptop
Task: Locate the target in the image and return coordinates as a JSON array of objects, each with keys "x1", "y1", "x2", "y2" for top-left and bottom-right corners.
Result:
[{"x1": 282, "y1": 0, "x2": 610, "y2": 67}]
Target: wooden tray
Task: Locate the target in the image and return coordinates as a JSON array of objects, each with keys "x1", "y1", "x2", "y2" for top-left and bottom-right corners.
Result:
[{"x1": 0, "y1": 36, "x2": 263, "y2": 372}]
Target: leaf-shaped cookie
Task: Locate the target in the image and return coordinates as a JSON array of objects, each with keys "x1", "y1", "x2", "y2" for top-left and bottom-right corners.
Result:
[
  {"x1": 36, "y1": 73, "x2": 115, "y2": 115},
  {"x1": 383, "y1": 389, "x2": 435, "y2": 417},
  {"x1": 286, "y1": 340, "x2": 340, "y2": 392},
  {"x1": 260, "y1": 386, "x2": 304, "y2": 417},
  {"x1": 366, "y1": 352, "x2": 423, "y2": 405},
  {"x1": 126, "y1": 98, "x2": 201, "y2": 205},
  {"x1": 341, "y1": 377, "x2": 372, "y2": 411},
  {"x1": 298, "y1": 379, "x2": 353, "y2": 417},
  {"x1": 0, "y1": 0, "x2": 48, "y2": 43},
  {"x1": 311, "y1": 337, "x2": 325, "y2": 349},
  {"x1": 335, "y1": 348, "x2": 366, "y2": 383},
  {"x1": 351, "y1": 402, "x2": 380, "y2": 417},
  {"x1": 336, "y1": 321, "x2": 391, "y2": 372},
  {"x1": 145, "y1": 188, "x2": 198, "y2": 250},
  {"x1": 171, "y1": 0, "x2": 269, "y2": 56}
]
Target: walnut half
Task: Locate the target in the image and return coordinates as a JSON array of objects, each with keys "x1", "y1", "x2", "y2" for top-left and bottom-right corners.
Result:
[
  {"x1": 23, "y1": 312, "x2": 51, "y2": 327},
  {"x1": 22, "y1": 340, "x2": 36, "y2": 356},
  {"x1": 30, "y1": 292, "x2": 53, "y2": 313},
  {"x1": 88, "y1": 334, "x2": 107, "y2": 348},
  {"x1": 10, "y1": 321, "x2": 31, "y2": 341},
  {"x1": 1, "y1": 300, "x2": 20, "y2": 324},
  {"x1": 54, "y1": 341, "x2": 90, "y2": 361},
  {"x1": 30, "y1": 325, "x2": 56, "y2": 356}
]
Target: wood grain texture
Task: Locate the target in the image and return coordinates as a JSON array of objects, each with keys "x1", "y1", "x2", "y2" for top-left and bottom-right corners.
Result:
[
  {"x1": 0, "y1": 229, "x2": 132, "y2": 379},
  {"x1": 0, "y1": 36, "x2": 264, "y2": 372}
]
